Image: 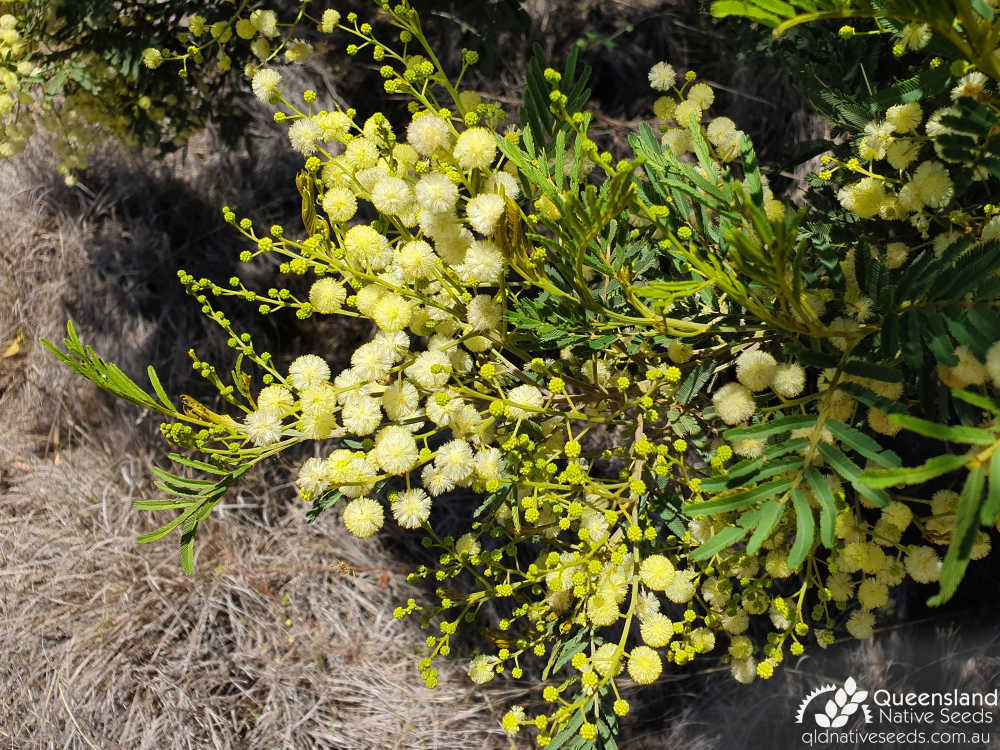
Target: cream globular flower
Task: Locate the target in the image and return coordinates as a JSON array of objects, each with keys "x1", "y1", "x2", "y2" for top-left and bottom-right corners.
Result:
[
  {"x1": 296, "y1": 456, "x2": 330, "y2": 498},
  {"x1": 731, "y1": 657, "x2": 757, "y2": 684},
  {"x1": 455, "y1": 533, "x2": 481, "y2": 557},
  {"x1": 880, "y1": 501, "x2": 913, "y2": 532},
  {"x1": 847, "y1": 610, "x2": 875, "y2": 639},
  {"x1": 673, "y1": 99, "x2": 702, "y2": 127},
  {"x1": 288, "y1": 117, "x2": 323, "y2": 155},
  {"x1": 722, "y1": 610, "x2": 749, "y2": 635},
  {"x1": 952, "y1": 71, "x2": 988, "y2": 100},
  {"x1": 343, "y1": 224, "x2": 392, "y2": 270},
  {"x1": 466, "y1": 294, "x2": 501, "y2": 331},
  {"x1": 905, "y1": 545, "x2": 942, "y2": 584},
  {"x1": 868, "y1": 408, "x2": 902, "y2": 436},
  {"x1": 653, "y1": 95, "x2": 676, "y2": 121},
  {"x1": 374, "y1": 330, "x2": 410, "y2": 363},
  {"x1": 592, "y1": 643, "x2": 623, "y2": 677},
  {"x1": 647, "y1": 61, "x2": 676, "y2": 92},
  {"x1": 771, "y1": 362, "x2": 805, "y2": 398},
  {"x1": 732, "y1": 438, "x2": 765, "y2": 458},
  {"x1": 506, "y1": 383, "x2": 544, "y2": 420},
  {"x1": 250, "y1": 9, "x2": 279, "y2": 37},
  {"x1": 885, "y1": 241, "x2": 909, "y2": 270},
  {"x1": 425, "y1": 395, "x2": 459, "y2": 427},
  {"x1": 638, "y1": 554, "x2": 675, "y2": 590},
  {"x1": 459, "y1": 239, "x2": 505, "y2": 283},
  {"x1": 465, "y1": 192, "x2": 505, "y2": 235},
  {"x1": 937, "y1": 345, "x2": 988, "y2": 388},
  {"x1": 734, "y1": 349, "x2": 777, "y2": 392},
  {"x1": 700, "y1": 576, "x2": 729, "y2": 608},
  {"x1": 900, "y1": 22, "x2": 932, "y2": 50},
  {"x1": 309, "y1": 277, "x2": 347, "y2": 313},
  {"x1": 421, "y1": 463, "x2": 455, "y2": 496},
  {"x1": 860, "y1": 119, "x2": 893, "y2": 161},
  {"x1": 251, "y1": 68, "x2": 281, "y2": 103},
  {"x1": 826, "y1": 572, "x2": 855, "y2": 603},
  {"x1": 661, "y1": 127, "x2": 693, "y2": 156},
  {"x1": 857, "y1": 578, "x2": 889, "y2": 610},
  {"x1": 587, "y1": 590, "x2": 621, "y2": 627},
  {"x1": 838, "y1": 177, "x2": 889, "y2": 219},
  {"x1": 706, "y1": 116, "x2": 742, "y2": 155},
  {"x1": 886, "y1": 139, "x2": 922, "y2": 170},
  {"x1": 372, "y1": 425, "x2": 419, "y2": 474},
  {"x1": 353, "y1": 284, "x2": 385, "y2": 317},
  {"x1": 908, "y1": 160, "x2": 953, "y2": 209},
  {"x1": 686, "y1": 82, "x2": 714, "y2": 110},
  {"x1": 243, "y1": 407, "x2": 284, "y2": 446},
  {"x1": 473, "y1": 446, "x2": 503, "y2": 479},
  {"x1": 985, "y1": 340, "x2": 1000, "y2": 387},
  {"x1": 371, "y1": 176, "x2": 413, "y2": 216},
  {"x1": 885, "y1": 102, "x2": 922, "y2": 134},
  {"x1": 381, "y1": 379, "x2": 420, "y2": 422},
  {"x1": 350, "y1": 341, "x2": 393, "y2": 381},
  {"x1": 390, "y1": 488, "x2": 432, "y2": 528},
  {"x1": 394, "y1": 239, "x2": 438, "y2": 281},
  {"x1": 345, "y1": 137, "x2": 380, "y2": 170},
  {"x1": 405, "y1": 349, "x2": 451, "y2": 389},
  {"x1": 141, "y1": 47, "x2": 163, "y2": 69},
  {"x1": 407, "y1": 113, "x2": 451, "y2": 156},
  {"x1": 288, "y1": 354, "x2": 331, "y2": 391},
  {"x1": 297, "y1": 413, "x2": 335, "y2": 442},
  {"x1": 415, "y1": 172, "x2": 459, "y2": 214},
  {"x1": 663, "y1": 568, "x2": 697, "y2": 603},
  {"x1": 712, "y1": 381, "x2": 756, "y2": 425},
  {"x1": 628, "y1": 646, "x2": 662, "y2": 684},
  {"x1": 257, "y1": 384, "x2": 294, "y2": 411},
  {"x1": 485, "y1": 171, "x2": 520, "y2": 200},
  {"x1": 316, "y1": 111, "x2": 353, "y2": 144},
  {"x1": 434, "y1": 439, "x2": 474, "y2": 483},
  {"x1": 371, "y1": 293, "x2": 413, "y2": 332},
  {"x1": 342, "y1": 496, "x2": 384, "y2": 538},
  {"x1": 299, "y1": 383, "x2": 338, "y2": 418},
  {"x1": 639, "y1": 613, "x2": 673, "y2": 648},
  {"x1": 320, "y1": 9, "x2": 341, "y2": 33},
  {"x1": 357, "y1": 168, "x2": 392, "y2": 199},
  {"x1": 341, "y1": 393, "x2": 383, "y2": 436},
  {"x1": 452, "y1": 127, "x2": 496, "y2": 170}
]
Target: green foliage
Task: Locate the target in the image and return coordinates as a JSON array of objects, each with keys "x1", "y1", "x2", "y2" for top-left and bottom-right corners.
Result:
[
  {"x1": 42, "y1": 1, "x2": 1000, "y2": 747},
  {"x1": 43, "y1": 318, "x2": 284, "y2": 572},
  {"x1": 520, "y1": 43, "x2": 592, "y2": 147},
  {"x1": 860, "y1": 389, "x2": 1000, "y2": 606},
  {"x1": 42, "y1": 320, "x2": 175, "y2": 416}
]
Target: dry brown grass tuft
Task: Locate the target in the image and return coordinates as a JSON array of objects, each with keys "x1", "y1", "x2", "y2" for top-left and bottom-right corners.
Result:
[
  {"x1": 0, "y1": 134, "x2": 519, "y2": 749},
  {"x1": 1, "y1": 439, "x2": 516, "y2": 749}
]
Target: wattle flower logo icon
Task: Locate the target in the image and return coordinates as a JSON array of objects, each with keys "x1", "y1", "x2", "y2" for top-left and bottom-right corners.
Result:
[{"x1": 796, "y1": 676, "x2": 873, "y2": 728}]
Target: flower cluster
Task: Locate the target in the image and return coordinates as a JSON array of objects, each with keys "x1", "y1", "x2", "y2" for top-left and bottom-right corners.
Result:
[
  {"x1": 0, "y1": 1, "x2": 320, "y2": 181},
  {"x1": 46, "y1": 3, "x2": 1000, "y2": 747}
]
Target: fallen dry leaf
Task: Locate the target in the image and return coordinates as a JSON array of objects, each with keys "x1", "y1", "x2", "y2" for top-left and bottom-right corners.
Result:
[{"x1": 2, "y1": 333, "x2": 23, "y2": 358}]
